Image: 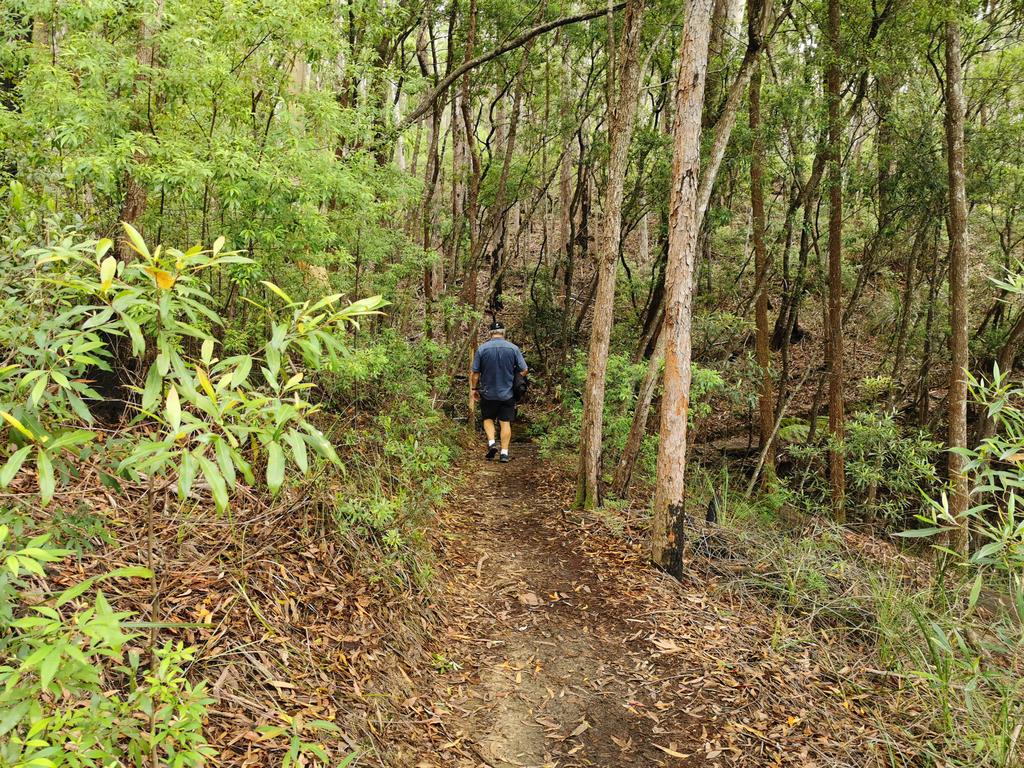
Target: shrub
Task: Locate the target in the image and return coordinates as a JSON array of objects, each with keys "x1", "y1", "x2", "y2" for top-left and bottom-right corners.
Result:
[
  {"x1": 0, "y1": 519, "x2": 216, "y2": 767},
  {"x1": 780, "y1": 406, "x2": 940, "y2": 525}
]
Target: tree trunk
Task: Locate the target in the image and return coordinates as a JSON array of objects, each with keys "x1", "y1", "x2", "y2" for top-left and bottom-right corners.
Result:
[
  {"x1": 649, "y1": 0, "x2": 713, "y2": 577},
  {"x1": 612, "y1": 326, "x2": 664, "y2": 498},
  {"x1": 826, "y1": 0, "x2": 845, "y2": 523},
  {"x1": 750, "y1": 59, "x2": 774, "y2": 478},
  {"x1": 575, "y1": 0, "x2": 647, "y2": 509},
  {"x1": 890, "y1": 216, "x2": 928, "y2": 394},
  {"x1": 944, "y1": 17, "x2": 970, "y2": 555},
  {"x1": 116, "y1": 0, "x2": 164, "y2": 260}
]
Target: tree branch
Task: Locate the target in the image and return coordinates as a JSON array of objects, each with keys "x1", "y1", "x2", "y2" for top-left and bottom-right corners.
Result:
[{"x1": 398, "y1": 3, "x2": 625, "y2": 131}]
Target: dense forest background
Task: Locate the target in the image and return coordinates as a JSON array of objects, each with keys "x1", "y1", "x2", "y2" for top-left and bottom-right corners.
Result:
[{"x1": 0, "y1": 0, "x2": 1023, "y2": 765}]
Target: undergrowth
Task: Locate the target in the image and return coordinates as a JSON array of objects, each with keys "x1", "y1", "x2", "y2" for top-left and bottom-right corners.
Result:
[
  {"x1": 0, "y1": 229, "x2": 456, "y2": 766},
  {"x1": 701, "y1": 448, "x2": 1024, "y2": 767}
]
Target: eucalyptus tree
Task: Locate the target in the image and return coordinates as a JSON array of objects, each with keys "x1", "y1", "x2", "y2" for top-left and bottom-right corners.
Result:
[
  {"x1": 945, "y1": 12, "x2": 970, "y2": 556},
  {"x1": 650, "y1": 0, "x2": 714, "y2": 577},
  {"x1": 576, "y1": 0, "x2": 648, "y2": 510}
]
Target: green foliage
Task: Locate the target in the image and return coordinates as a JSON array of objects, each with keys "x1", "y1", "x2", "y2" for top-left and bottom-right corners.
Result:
[
  {"x1": 780, "y1": 406, "x2": 940, "y2": 524},
  {"x1": 537, "y1": 352, "x2": 649, "y2": 462},
  {"x1": 0, "y1": 226, "x2": 394, "y2": 766},
  {"x1": 0, "y1": 0, "x2": 422, "y2": 304},
  {"x1": 0, "y1": 520, "x2": 215, "y2": 767},
  {"x1": 537, "y1": 352, "x2": 726, "y2": 489},
  {"x1": 0, "y1": 227, "x2": 385, "y2": 511},
  {"x1": 910, "y1": 364, "x2": 1024, "y2": 581},
  {"x1": 319, "y1": 331, "x2": 456, "y2": 583},
  {"x1": 256, "y1": 715, "x2": 356, "y2": 768}
]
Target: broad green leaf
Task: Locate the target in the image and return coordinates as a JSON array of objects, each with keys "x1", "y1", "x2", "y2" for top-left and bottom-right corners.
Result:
[
  {"x1": 30, "y1": 374, "x2": 47, "y2": 405},
  {"x1": 0, "y1": 445, "x2": 32, "y2": 487},
  {"x1": 46, "y1": 430, "x2": 94, "y2": 451},
  {"x1": 302, "y1": 428, "x2": 340, "y2": 466},
  {"x1": 142, "y1": 363, "x2": 162, "y2": 413},
  {"x1": 284, "y1": 430, "x2": 308, "y2": 473},
  {"x1": 36, "y1": 449, "x2": 54, "y2": 506},
  {"x1": 894, "y1": 526, "x2": 946, "y2": 538},
  {"x1": 214, "y1": 438, "x2": 237, "y2": 488},
  {"x1": 971, "y1": 539, "x2": 1005, "y2": 563},
  {"x1": 967, "y1": 572, "x2": 984, "y2": 611},
  {"x1": 201, "y1": 337, "x2": 215, "y2": 364},
  {"x1": 121, "y1": 222, "x2": 151, "y2": 259},
  {"x1": 166, "y1": 384, "x2": 181, "y2": 432},
  {"x1": 18, "y1": 554, "x2": 45, "y2": 576},
  {"x1": 266, "y1": 442, "x2": 285, "y2": 496},
  {"x1": 122, "y1": 315, "x2": 146, "y2": 356},
  {"x1": 231, "y1": 356, "x2": 253, "y2": 387},
  {"x1": 178, "y1": 450, "x2": 197, "y2": 500},
  {"x1": 198, "y1": 455, "x2": 229, "y2": 512},
  {"x1": 56, "y1": 578, "x2": 96, "y2": 607},
  {"x1": 39, "y1": 645, "x2": 61, "y2": 689},
  {"x1": 309, "y1": 719, "x2": 340, "y2": 732},
  {"x1": 0, "y1": 701, "x2": 30, "y2": 737},
  {"x1": 65, "y1": 391, "x2": 94, "y2": 424}
]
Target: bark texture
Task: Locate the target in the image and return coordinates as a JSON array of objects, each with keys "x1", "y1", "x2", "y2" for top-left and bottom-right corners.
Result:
[
  {"x1": 650, "y1": 0, "x2": 714, "y2": 577},
  {"x1": 116, "y1": 0, "x2": 164, "y2": 260},
  {"x1": 944, "y1": 18, "x2": 970, "y2": 555},
  {"x1": 611, "y1": 326, "x2": 664, "y2": 499},
  {"x1": 750, "y1": 59, "x2": 774, "y2": 475},
  {"x1": 826, "y1": 0, "x2": 845, "y2": 522},
  {"x1": 575, "y1": 0, "x2": 647, "y2": 509}
]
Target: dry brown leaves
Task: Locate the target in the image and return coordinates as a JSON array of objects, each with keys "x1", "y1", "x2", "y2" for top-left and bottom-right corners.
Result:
[{"x1": 10, "y1": 460, "x2": 438, "y2": 767}]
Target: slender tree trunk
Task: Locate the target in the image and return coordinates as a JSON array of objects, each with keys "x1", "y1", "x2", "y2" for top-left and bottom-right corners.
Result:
[
  {"x1": 876, "y1": 72, "x2": 897, "y2": 227},
  {"x1": 612, "y1": 326, "x2": 664, "y2": 498},
  {"x1": 825, "y1": 0, "x2": 845, "y2": 523},
  {"x1": 575, "y1": 0, "x2": 647, "y2": 509},
  {"x1": 945, "y1": 17, "x2": 970, "y2": 555},
  {"x1": 750, "y1": 59, "x2": 774, "y2": 478},
  {"x1": 891, "y1": 216, "x2": 928, "y2": 392},
  {"x1": 649, "y1": 0, "x2": 713, "y2": 577},
  {"x1": 116, "y1": 0, "x2": 164, "y2": 259},
  {"x1": 916, "y1": 226, "x2": 942, "y2": 425}
]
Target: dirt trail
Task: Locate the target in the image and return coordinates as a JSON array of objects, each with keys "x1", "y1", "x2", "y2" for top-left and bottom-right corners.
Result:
[
  {"x1": 416, "y1": 443, "x2": 708, "y2": 767},
  {"x1": 387, "y1": 440, "x2": 899, "y2": 768}
]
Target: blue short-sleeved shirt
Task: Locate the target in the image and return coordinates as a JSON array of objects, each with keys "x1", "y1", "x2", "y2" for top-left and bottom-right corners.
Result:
[{"x1": 472, "y1": 338, "x2": 527, "y2": 401}]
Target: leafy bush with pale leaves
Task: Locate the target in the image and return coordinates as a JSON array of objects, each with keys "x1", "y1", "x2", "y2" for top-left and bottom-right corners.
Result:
[{"x1": 0, "y1": 226, "x2": 384, "y2": 766}]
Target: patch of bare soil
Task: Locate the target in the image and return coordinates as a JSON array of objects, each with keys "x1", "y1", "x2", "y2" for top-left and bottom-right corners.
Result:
[
  {"x1": 394, "y1": 441, "x2": 912, "y2": 768},
  {"x1": 397, "y1": 443, "x2": 703, "y2": 767}
]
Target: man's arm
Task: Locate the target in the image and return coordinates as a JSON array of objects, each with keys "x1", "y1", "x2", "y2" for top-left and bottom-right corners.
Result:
[{"x1": 470, "y1": 371, "x2": 481, "y2": 400}]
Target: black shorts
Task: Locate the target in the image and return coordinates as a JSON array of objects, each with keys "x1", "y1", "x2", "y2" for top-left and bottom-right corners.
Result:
[{"x1": 480, "y1": 397, "x2": 516, "y2": 423}]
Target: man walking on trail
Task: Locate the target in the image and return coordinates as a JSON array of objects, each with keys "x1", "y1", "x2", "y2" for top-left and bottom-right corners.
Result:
[{"x1": 471, "y1": 321, "x2": 528, "y2": 462}]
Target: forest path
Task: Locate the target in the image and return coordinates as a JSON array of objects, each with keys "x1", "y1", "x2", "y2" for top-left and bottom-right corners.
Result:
[{"x1": 413, "y1": 441, "x2": 716, "y2": 767}]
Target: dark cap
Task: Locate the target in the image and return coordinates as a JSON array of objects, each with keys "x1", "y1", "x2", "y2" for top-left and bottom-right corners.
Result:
[{"x1": 489, "y1": 321, "x2": 505, "y2": 332}]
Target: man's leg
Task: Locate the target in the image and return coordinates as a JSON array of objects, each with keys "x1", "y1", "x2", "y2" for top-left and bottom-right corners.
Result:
[
  {"x1": 498, "y1": 420, "x2": 512, "y2": 461},
  {"x1": 483, "y1": 418, "x2": 499, "y2": 459}
]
